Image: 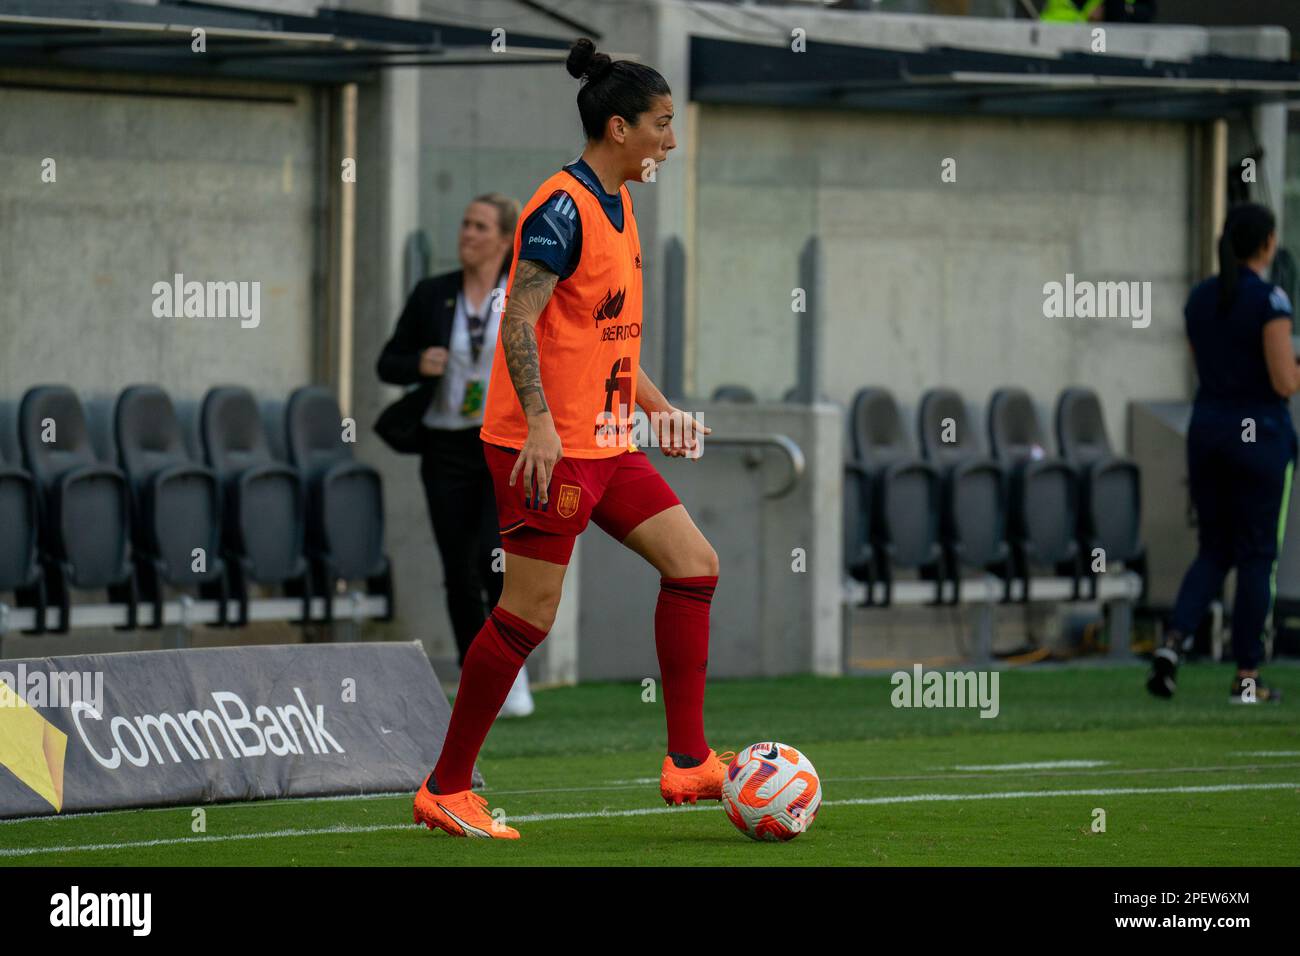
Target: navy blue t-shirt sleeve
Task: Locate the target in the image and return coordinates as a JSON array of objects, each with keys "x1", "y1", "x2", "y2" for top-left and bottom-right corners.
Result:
[
  {"x1": 517, "y1": 189, "x2": 581, "y2": 280},
  {"x1": 1266, "y1": 284, "x2": 1294, "y2": 321}
]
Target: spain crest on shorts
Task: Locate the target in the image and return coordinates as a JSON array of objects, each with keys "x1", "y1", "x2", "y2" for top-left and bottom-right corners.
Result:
[{"x1": 556, "y1": 484, "x2": 581, "y2": 518}]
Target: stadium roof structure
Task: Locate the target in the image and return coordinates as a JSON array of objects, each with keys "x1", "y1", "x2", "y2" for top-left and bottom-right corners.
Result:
[
  {"x1": 6, "y1": 1, "x2": 1299, "y2": 119},
  {"x1": 689, "y1": 35, "x2": 1300, "y2": 121},
  {"x1": 0, "y1": 0, "x2": 586, "y2": 84}
]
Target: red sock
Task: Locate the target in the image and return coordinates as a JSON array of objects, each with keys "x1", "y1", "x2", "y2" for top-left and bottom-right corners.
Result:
[
  {"x1": 655, "y1": 575, "x2": 717, "y2": 763},
  {"x1": 433, "y1": 605, "x2": 548, "y2": 793}
]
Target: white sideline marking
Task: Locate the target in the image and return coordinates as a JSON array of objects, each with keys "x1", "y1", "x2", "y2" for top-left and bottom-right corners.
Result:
[
  {"x1": 1, "y1": 781, "x2": 1295, "y2": 859},
  {"x1": 1230, "y1": 751, "x2": 1300, "y2": 757},
  {"x1": 0, "y1": 791, "x2": 411, "y2": 826},
  {"x1": 951, "y1": 760, "x2": 1110, "y2": 771},
  {"x1": 538, "y1": 762, "x2": 1300, "y2": 796},
  {"x1": 826, "y1": 782, "x2": 1299, "y2": 808},
  {"x1": 0, "y1": 823, "x2": 402, "y2": 858},
  {"x1": 7, "y1": 762, "x2": 1298, "y2": 825}
]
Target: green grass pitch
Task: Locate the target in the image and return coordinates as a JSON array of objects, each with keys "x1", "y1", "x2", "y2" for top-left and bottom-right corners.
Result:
[{"x1": 2, "y1": 662, "x2": 1297, "y2": 866}]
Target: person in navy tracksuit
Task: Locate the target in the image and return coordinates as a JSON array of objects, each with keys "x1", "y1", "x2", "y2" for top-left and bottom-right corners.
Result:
[{"x1": 1149, "y1": 203, "x2": 1298, "y2": 704}]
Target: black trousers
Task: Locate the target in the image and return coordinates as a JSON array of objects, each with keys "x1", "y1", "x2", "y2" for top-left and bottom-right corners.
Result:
[
  {"x1": 419, "y1": 426, "x2": 504, "y2": 667},
  {"x1": 1170, "y1": 402, "x2": 1298, "y2": 670}
]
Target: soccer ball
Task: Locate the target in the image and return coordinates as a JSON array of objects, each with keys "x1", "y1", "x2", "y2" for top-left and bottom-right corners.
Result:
[{"x1": 722, "y1": 742, "x2": 821, "y2": 841}]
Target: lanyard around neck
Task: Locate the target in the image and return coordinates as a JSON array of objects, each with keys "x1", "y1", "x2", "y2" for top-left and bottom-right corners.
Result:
[{"x1": 462, "y1": 284, "x2": 498, "y2": 364}]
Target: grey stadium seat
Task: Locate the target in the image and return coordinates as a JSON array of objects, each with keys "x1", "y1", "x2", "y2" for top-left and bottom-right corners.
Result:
[
  {"x1": 918, "y1": 388, "x2": 1011, "y2": 603},
  {"x1": 19, "y1": 385, "x2": 138, "y2": 631},
  {"x1": 843, "y1": 457, "x2": 875, "y2": 591},
  {"x1": 200, "y1": 385, "x2": 311, "y2": 626},
  {"x1": 987, "y1": 387, "x2": 1082, "y2": 599},
  {"x1": 848, "y1": 387, "x2": 944, "y2": 606},
  {"x1": 0, "y1": 439, "x2": 47, "y2": 633},
  {"x1": 1055, "y1": 387, "x2": 1146, "y2": 596},
  {"x1": 285, "y1": 386, "x2": 393, "y2": 623},
  {"x1": 115, "y1": 385, "x2": 229, "y2": 627}
]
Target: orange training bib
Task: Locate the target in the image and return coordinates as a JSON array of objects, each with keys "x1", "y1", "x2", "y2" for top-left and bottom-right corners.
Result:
[{"x1": 479, "y1": 168, "x2": 643, "y2": 458}]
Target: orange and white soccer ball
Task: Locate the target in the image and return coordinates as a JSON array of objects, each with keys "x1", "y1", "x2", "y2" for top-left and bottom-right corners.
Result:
[{"x1": 722, "y1": 742, "x2": 821, "y2": 841}]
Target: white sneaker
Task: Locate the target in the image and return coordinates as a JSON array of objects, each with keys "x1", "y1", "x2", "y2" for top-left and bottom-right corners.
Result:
[{"x1": 497, "y1": 667, "x2": 535, "y2": 718}]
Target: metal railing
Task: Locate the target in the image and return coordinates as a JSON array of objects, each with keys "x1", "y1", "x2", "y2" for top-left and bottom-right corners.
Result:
[{"x1": 697, "y1": 433, "x2": 806, "y2": 498}]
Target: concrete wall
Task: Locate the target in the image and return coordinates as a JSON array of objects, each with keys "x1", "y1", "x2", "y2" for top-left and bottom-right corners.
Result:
[
  {"x1": 578, "y1": 403, "x2": 844, "y2": 681},
  {"x1": 0, "y1": 67, "x2": 322, "y2": 435},
  {"x1": 692, "y1": 106, "x2": 1193, "y2": 447},
  {"x1": 662, "y1": 1, "x2": 1279, "y2": 444}
]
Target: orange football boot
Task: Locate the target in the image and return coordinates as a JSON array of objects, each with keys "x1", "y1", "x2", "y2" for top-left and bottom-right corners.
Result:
[
  {"x1": 413, "y1": 774, "x2": 519, "y2": 839},
  {"x1": 660, "y1": 749, "x2": 736, "y2": 806}
]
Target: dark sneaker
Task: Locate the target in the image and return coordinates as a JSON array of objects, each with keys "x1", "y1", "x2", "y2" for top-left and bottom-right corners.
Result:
[
  {"x1": 1228, "y1": 676, "x2": 1282, "y2": 704},
  {"x1": 1146, "y1": 647, "x2": 1179, "y2": 698}
]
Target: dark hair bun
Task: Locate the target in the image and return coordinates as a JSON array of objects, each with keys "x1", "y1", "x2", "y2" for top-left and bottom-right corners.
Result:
[{"x1": 567, "y1": 37, "x2": 613, "y2": 82}]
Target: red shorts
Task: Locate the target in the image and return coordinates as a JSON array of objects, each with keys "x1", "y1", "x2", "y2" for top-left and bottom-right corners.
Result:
[{"x1": 482, "y1": 441, "x2": 681, "y2": 565}]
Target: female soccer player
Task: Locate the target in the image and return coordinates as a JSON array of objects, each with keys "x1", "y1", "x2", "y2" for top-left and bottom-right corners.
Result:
[
  {"x1": 1148, "y1": 203, "x2": 1298, "y2": 704},
  {"x1": 414, "y1": 38, "x2": 730, "y2": 839}
]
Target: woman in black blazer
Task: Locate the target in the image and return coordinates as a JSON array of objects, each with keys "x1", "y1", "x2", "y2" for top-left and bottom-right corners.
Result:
[{"x1": 377, "y1": 193, "x2": 534, "y2": 716}]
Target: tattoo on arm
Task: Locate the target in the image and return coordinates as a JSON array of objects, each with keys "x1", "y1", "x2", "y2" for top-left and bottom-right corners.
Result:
[{"x1": 501, "y1": 260, "x2": 559, "y2": 417}]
